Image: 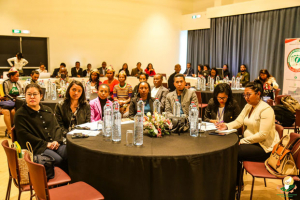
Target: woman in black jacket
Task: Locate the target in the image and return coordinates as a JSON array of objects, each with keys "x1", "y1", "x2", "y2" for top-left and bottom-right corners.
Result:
[
  {"x1": 204, "y1": 83, "x2": 240, "y2": 123},
  {"x1": 54, "y1": 80, "x2": 91, "y2": 137}
]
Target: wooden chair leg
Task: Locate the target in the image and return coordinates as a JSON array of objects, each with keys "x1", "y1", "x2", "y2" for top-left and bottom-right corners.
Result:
[
  {"x1": 264, "y1": 178, "x2": 267, "y2": 187},
  {"x1": 5, "y1": 177, "x2": 12, "y2": 200},
  {"x1": 250, "y1": 177, "x2": 255, "y2": 200}
]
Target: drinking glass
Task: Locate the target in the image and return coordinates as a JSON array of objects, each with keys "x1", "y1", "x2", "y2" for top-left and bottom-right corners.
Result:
[
  {"x1": 126, "y1": 130, "x2": 134, "y2": 147},
  {"x1": 199, "y1": 123, "x2": 206, "y2": 137}
]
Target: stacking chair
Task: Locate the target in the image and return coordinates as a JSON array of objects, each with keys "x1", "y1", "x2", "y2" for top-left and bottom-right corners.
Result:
[
  {"x1": 238, "y1": 130, "x2": 300, "y2": 200},
  {"x1": 24, "y1": 152, "x2": 105, "y2": 200},
  {"x1": 2, "y1": 140, "x2": 71, "y2": 200},
  {"x1": 195, "y1": 91, "x2": 208, "y2": 118}
]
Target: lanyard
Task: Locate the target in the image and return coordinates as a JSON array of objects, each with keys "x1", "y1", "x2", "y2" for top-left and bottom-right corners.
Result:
[{"x1": 217, "y1": 106, "x2": 225, "y2": 121}]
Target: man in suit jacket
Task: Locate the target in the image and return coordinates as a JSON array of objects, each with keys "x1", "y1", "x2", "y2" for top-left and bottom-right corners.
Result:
[
  {"x1": 151, "y1": 74, "x2": 169, "y2": 112},
  {"x1": 71, "y1": 61, "x2": 83, "y2": 77},
  {"x1": 165, "y1": 74, "x2": 198, "y2": 117},
  {"x1": 168, "y1": 64, "x2": 181, "y2": 92},
  {"x1": 98, "y1": 61, "x2": 107, "y2": 77},
  {"x1": 51, "y1": 63, "x2": 66, "y2": 78},
  {"x1": 183, "y1": 63, "x2": 194, "y2": 77},
  {"x1": 131, "y1": 62, "x2": 143, "y2": 77}
]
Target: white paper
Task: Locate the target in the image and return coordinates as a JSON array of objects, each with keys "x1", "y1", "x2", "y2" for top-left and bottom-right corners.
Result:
[{"x1": 67, "y1": 129, "x2": 100, "y2": 136}]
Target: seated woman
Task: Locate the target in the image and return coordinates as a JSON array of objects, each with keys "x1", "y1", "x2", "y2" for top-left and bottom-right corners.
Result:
[
  {"x1": 118, "y1": 63, "x2": 130, "y2": 76},
  {"x1": 145, "y1": 63, "x2": 156, "y2": 77},
  {"x1": 54, "y1": 80, "x2": 91, "y2": 137},
  {"x1": 258, "y1": 69, "x2": 279, "y2": 100},
  {"x1": 133, "y1": 73, "x2": 149, "y2": 96},
  {"x1": 223, "y1": 64, "x2": 230, "y2": 79},
  {"x1": 113, "y1": 71, "x2": 133, "y2": 118},
  {"x1": 129, "y1": 82, "x2": 155, "y2": 118},
  {"x1": 15, "y1": 84, "x2": 67, "y2": 172},
  {"x1": 2, "y1": 67, "x2": 22, "y2": 137},
  {"x1": 90, "y1": 84, "x2": 113, "y2": 122},
  {"x1": 89, "y1": 70, "x2": 102, "y2": 93},
  {"x1": 216, "y1": 80, "x2": 280, "y2": 187},
  {"x1": 204, "y1": 83, "x2": 240, "y2": 123},
  {"x1": 103, "y1": 66, "x2": 119, "y2": 99},
  {"x1": 55, "y1": 67, "x2": 69, "y2": 89}
]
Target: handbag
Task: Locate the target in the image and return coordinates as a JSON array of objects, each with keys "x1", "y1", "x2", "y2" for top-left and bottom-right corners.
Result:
[
  {"x1": 33, "y1": 153, "x2": 55, "y2": 180},
  {"x1": 265, "y1": 135, "x2": 300, "y2": 178},
  {"x1": 0, "y1": 100, "x2": 15, "y2": 109},
  {"x1": 12, "y1": 142, "x2": 33, "y2": 185},
  {"x1": 169, "y1": 117, "x2": 189, "y2": 134}
]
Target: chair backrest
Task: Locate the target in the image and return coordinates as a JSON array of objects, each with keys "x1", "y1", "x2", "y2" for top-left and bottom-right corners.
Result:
[
  {"x1": 275, "y1": 95, "x2": 290, "y2": 105},
  {"x1": 1, "y1": 140, "x2": 20, "y2": 180},
  {"x1": 11, "y1": 126, "x2": 16, "y2": 143},
  {"x1": 195, "y1": 91, "x2": 202, "y2": 104},
  {"x1": 24, "y1": 152, "x2": 50, "y2": 200},
  {"x1": 275, "y1": 124, "x2": 284, "y2": 139}
]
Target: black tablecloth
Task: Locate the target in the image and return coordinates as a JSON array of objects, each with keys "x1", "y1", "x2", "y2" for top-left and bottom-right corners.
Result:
[
  {"x1": 67, "y1": 124, "x2": 239, "y2": 200},
  {"x1": 200, "y1": 88, "x2": 247, "y2": 109}
]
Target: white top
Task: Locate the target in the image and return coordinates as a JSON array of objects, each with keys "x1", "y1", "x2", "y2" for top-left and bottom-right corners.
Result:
[
  {"x1": 216, "y1": 107, "x2": 224, "y2": 122},
  {"x1": 151, "y1": 87, "x2": 160, "y2": 98},
  {"x1": 37, "y1": 69, "x2": 48, "y2": 73},
  {"x1": 7, "y1": 57, "x2": 28, "y2": 70}
]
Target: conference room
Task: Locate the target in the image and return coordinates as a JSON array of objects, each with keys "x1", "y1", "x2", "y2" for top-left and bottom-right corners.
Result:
[{"x1": 1, "y1": 0, "x2": 300, "y2": 199}]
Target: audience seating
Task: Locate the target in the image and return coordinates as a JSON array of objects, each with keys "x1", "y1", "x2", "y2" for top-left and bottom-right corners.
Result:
[
  {"x1": 237, "y1": 126, "x2": 300, "y2": 200},
  {"x1": 24, "y1": 152, "x2": 105, "y2": 200},
  {"x1": 2, "y1": 140, "x2": 71, "y2": 200},
  {"x1": 195, "y1": 91, "x2": 208, "y2": 118}
]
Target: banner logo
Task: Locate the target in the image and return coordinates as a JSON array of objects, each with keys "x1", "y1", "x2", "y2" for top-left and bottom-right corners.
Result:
[{"x1": 287, "y1": 48, "x2": 300, "y2": 72}]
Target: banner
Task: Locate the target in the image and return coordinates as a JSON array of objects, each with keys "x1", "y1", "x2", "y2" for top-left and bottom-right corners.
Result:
[{"x1": 283, "y1": 38, "x2": 300, "y2": 102}]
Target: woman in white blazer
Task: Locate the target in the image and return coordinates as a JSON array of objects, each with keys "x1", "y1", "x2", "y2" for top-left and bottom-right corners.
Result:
[{"x1": 217, "y1": 80, "x2": 280, "y2": 189}]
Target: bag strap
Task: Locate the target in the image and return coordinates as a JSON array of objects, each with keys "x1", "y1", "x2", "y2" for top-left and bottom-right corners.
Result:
[{"x1": 26, "y1": 142, "x2": 33, "y2": 154}]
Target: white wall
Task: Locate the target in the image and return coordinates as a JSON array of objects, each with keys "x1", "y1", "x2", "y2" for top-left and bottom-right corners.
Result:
[{"x1": 0, "y1": 0, "x2": 191, "y2": 77}]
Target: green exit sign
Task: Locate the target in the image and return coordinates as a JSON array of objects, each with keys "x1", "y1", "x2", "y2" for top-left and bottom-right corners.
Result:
[{"x1": 12, "y1": 29, "x2": 21, "y2": 33}]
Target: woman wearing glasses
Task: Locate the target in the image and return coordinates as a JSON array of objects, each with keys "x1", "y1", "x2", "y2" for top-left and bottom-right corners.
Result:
[
  {"x1": 216, "y1": 80, "x2": 280, "y2": 189},
  {"x1": 204, "y1": 83, "x2": 240, "y2": 123},
  {"x1": 15, "y1": 84, "x2": 68, "y2": 172}
]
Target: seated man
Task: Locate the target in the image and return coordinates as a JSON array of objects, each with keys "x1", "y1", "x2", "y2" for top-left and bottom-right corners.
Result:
[
  {"x1": 168, "y1": 64, "x2": 181, "y2": 92},
  {"x1": 165, "y1": 74, "x2": 199, "y2": 117},
  {"x1": 151, "y1": 74, "x2": 169, "y2": 111},
  {"x1": 55, "y1": 67, "x2": 69, "y2": 89},
  {"x1": 30, "y1": 70, "x2": 40, "y2": 84},
  {"x1": 183, "y1": 63, "x2": 194, "y2": 77},
  {"x1": 51, "y1": 63, "x2": 66, "y2": 78},
  {"x1": 71, "y1": 61, "x2": 83, "y2": 77},
  {"x1": 98, "y1": 61, "x2": 107, "y2": 77}
]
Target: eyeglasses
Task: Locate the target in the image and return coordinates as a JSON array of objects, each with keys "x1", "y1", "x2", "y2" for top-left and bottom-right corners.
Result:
[
  {"x1": 26, "y1": 93, "x2": 39, "y2": 97},
  {"x1": 217, "y1": 97, "x2": 228, "y2": 101},
  {"x1": 243, "y1": 93, "x2": 254, "y2": 99}
]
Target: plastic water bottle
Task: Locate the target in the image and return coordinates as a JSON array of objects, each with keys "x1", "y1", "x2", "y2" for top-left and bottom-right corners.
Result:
[
  {"x1": 153, "y1": 98, "x2": 161, "y2": 114},
  {"x1": 134, "y1": 110, "x2": 143, "y2": 146},
  {"x1": 47, "y1": 79, "x2": 51, "y2": 99},
  {"x1": 216, "y1": 75, "x2": 220, "y2": 84},
  {"x1": 201, "y1": 77, "x2": 206, "y2": 91},
  {"x1": 190, "y1": 105, "x2": 199, "y2": 137},
  {"x1": 137, "y1": 98, "x2": 144, "y2": 115},
  {"x1": 173, "y1": 99, "x2": 181, "y2": 117},
  {"x1": 81, "y1": 79, "x2": 85, "y2": 88},
  {"x1": 236, "y1": 77, "x2": 240, "y2": 89},
  {"x1": 231, "y1": 76, "x2": 236, "y2": 89},
  {"x1": 113, "y1": 99, "x2": 120, "y2": 112},
  {"x1": 86, "y1": 81, "x2": 91, "y2": 100},
  {"x1": 103, "y1": 102, "x2": 112, "y2": 139},
  {"x1": 197, "y1": 77, "x2": 201, "y2": 91},
  {"x1": 210, "y1": 77, "x2": 214, "y2": 91},
  {"x1": 112, "y1": 107, "x2": 121, "y2": 142},
  {"x1": 51, "y1": 83, "x2": 57, "y2": 100}
]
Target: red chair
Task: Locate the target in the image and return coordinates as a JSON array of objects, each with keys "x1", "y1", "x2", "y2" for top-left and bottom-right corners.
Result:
[
  {"x1": 24, "y1": 152, "x2": 105, "y2": 200},
  {"x1": 195, "y1": 91, "x2": 208, "y2": 118},
  {"x1": 238, "y1": 130, "x2": 300, "y2": 200},
  {"x1": 2, "y1": 140, "x2": 71, "y2": 200}
]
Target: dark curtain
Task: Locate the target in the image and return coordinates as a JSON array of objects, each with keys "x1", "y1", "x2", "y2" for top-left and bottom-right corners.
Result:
[
  {"x1": 187, "y1": 29, "x2": 210, "y2": 73},
  {"x1": 210, "y1": 6, "x2": 300, "y2": 88}
]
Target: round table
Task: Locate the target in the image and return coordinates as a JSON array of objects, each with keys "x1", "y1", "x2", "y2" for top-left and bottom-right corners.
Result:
[
  {"x1": 67, "y1": 123, "x2": 239, "y2": 200},
  {"x1": 200, "y1": 88, "x2": 247, "y2": 109}
]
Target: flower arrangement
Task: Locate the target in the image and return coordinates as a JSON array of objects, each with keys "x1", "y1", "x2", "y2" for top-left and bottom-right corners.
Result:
[{"x1": 143, "y1": 112, "x2": 172, "y2": 137}]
